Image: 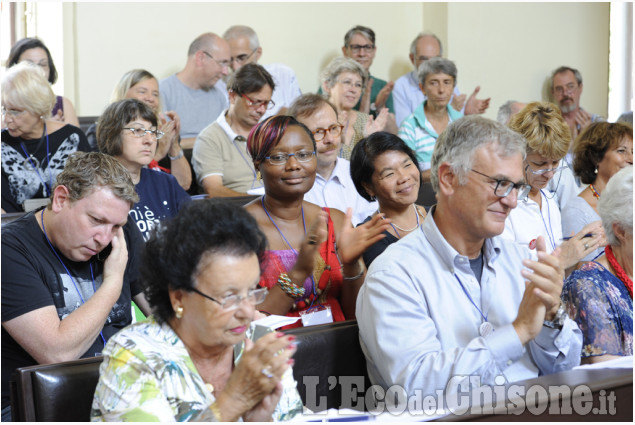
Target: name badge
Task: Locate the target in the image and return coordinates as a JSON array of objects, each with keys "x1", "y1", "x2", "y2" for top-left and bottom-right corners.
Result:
[{"x1": 299, "y1": 305, "x2": 333, "y2": 327}]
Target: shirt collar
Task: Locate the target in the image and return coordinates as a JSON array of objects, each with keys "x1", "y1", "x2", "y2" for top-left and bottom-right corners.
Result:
[
  {"x1": 216, "y1": 109, "x2": 244, "y2": 142},
  {"x1": 422, "y1": 205, "x2": 501, "y2": 272}
]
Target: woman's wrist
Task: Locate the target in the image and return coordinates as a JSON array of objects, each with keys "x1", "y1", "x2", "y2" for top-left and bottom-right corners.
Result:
[{"x1": 342, "y1": 260, "x2": 364, "y2": 280}]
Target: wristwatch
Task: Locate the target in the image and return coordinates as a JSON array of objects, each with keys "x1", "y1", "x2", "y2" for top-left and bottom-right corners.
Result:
[{"x1": 543, "y1": 304, "x2": 567, "y2": 329}]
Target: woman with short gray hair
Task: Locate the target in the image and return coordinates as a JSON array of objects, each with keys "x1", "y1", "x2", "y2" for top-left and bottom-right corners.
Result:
[
  {"x1": 398, "y1": 57, "x2": 464, "y2": 183},
  {"x1": 320, "y1": 57, "x2": 388, "y2": 160},
  {"x1": 562, "y1": 165, "x2": 633, "y2": 364}
]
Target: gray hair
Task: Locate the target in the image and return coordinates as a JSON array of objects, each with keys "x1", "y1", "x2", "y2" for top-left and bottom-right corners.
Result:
[
  {"x1": 551, "y1": 66, "x2": 583, "y2": 90},
  {"x1": 497, "y1": 100, "x2": 519, "y2": 125},
  {"x1": 410, "y1": 32, "x2": 443, "y2": 58},
  {"x1": 321, "y1": 56, "x2": 368, "y2": 90},
  {"x1": 417, "y1": 57, "x2": 457, "y2": 87},
  {"x1": 430, "y1": 116, "x2": 527, "y2": 192},
  {"x1": 343, "y1": 25, "x2": 375, "y2": 47},
  {"x1": 598, "y1": 165, "x2": 633, "y2": 246},
  {"x1": 223, "y1": 25, "x2": 260, "y2": 50}
]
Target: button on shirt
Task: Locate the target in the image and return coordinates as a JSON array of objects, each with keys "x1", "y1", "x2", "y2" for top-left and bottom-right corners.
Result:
[
  {"x1": 304, "y1": 158, "x2": 377, "y2": 226},
  {"x1": 356, "y1": 207, "x2": 582, "y2": 398}
]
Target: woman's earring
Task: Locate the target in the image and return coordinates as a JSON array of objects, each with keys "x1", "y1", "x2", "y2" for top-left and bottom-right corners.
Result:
[
  {"x1": 175, "y1": 306, "x2": 184, "y2": 319},
  {"x1": 256, "y1": 171, "x2": 262, "y2": 181},
  {"x1": 594, "y1": 167, "x2": 598, "y2": 174}
]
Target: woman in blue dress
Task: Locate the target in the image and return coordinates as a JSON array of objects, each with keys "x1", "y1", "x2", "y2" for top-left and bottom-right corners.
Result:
[{"x1": 562, "y1": 166, "x2": 633, "y2": 363}]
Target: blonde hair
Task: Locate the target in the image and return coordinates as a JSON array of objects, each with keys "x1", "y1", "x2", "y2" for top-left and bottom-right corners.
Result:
[
  {"x1": 1, "y1": 61, "x2": 55, "y2": 118},
  {"x1": 110, "y1": 69, "x2": 162, "y2": 114},
  {"x1": 509, "y1": 101, "x2": 571, "y2": 159}
]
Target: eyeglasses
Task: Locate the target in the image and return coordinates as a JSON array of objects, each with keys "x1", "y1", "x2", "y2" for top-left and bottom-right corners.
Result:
[
  {"x1": 312, "y1": 124, "x2": 344, "y2": 141},
  {"x1": 1, "y1": 106, "x2": 27, "y2": 117},
  {"x1": 337, "y1": 79, "x2": 363, "y2": 90},
  {"x1": 190, "y1": 286, "x2": 268, "y2": 311},
  {"x1": 265, "y1": 150, "x2": 316, "y2": 165},
  {"x1": 240, "y1": 93, "x2": 276, "y2": 110},
  {"x1": 231, "y1": 48, "x2": 258, "y2": 65},
  {"x1": 470, "y1": 169, "x2": 531, "y2": 199},
  {"x1": 525, "y1": 163, "x2": 568, "y2": 176},
  {"x1": 202, "y1": 51, "x2": 231, "y2": 68},
  {"x1": 347, "y1": 44, "x2": 375, "y2": 53},
  {"x1": 123, "y1": 127, "x2": 164, "y2": 140},
  {"x1": 553, "y1": 83, "x2": 578, "y2": 96}
]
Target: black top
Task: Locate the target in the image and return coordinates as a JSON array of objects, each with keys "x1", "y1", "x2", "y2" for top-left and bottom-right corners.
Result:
[
  {"x1": 359, "y1": 215, "x2": 399, "y2": 268},
  {"x1": 1, "y1": 210, "x2": 145, "y2": 409},
  {"x1": 1, "y1": 124, "x2": 91, "y2": 212}
]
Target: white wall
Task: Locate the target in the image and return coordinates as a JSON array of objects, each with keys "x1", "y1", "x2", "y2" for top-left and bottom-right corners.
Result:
[{"x1": 59, "y1": 2, "x2": 610, "y2": 120}]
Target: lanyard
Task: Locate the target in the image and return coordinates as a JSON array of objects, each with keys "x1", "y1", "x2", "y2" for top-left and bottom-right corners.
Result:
[
  {"x1": 232, "y1": 136, "x2": 259, "y2": 189},
  {"x1": 20, "y1": 125, "x2": 52, "y2": 196},
  {"x1": 41, "y1": 209, "x2": 106, "y2": 348},
  {"x1": 261, "y1": 196, "x2": 318, "y2": 300},
  {"x1": 454, "y1": 273, "x2": 488, "y2": 323},
  {"x1": 538, "y1": 190, "x2": 556, "y2": 251}
]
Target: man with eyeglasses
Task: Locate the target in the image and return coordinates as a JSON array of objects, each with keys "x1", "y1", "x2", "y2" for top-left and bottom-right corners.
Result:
[
  {"x1": 192, "y1": 63, "x2": 274, "y2": 198},
  {"x1": 550, "y1": 66, "x2": 605, "y2": 146},
  {"x1": 393, "y1": 32, "x2": 491, "y2": 126},
  {"x1": 289, "y1": 94, "x2": 378, "y2": 226},
  {"x1": 1, "y1": 152, "x2": 151, "y2": 421},
  {"x1": 357, "y1": 116, "x2": 582, "y2": 402},
  {"x1": 159, "y1": 33, "x2": 231, "y2": 150},
  {"x1": 221, "y1": 25, "x2": 301, "y2": 119}
]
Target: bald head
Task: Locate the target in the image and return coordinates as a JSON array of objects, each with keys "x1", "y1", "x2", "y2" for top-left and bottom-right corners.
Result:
[
  {"x1": 410, "y1": 33, "x2": 443, "y2": 71},
  {"x1": 188, "y1": 32, "x2": 224, "y2": 57}
]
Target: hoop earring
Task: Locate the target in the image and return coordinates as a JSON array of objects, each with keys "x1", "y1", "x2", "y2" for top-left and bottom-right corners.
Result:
[{"x1": 175, "y1": 306, "x2": 184, "y2": 319}]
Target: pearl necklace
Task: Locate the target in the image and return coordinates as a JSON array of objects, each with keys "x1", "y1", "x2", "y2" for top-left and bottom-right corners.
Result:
[{"x1": 378, "y1": 204, "x2": 422, "y2": 233}]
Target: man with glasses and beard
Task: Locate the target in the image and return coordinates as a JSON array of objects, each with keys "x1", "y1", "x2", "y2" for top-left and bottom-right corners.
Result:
[
  {"x1": 160, "y1": 33, "x2": 231, "y2": 150},
  {"x1": 192, "y1": 63, "x2": 274, "y2": 198},
  {"x1": 222, "y1": 25, "x2": 301, "y2": 119},
  {"x1": 357, "y1": 116, "x2": 582, "y2": 402},
  {"x1": 551, "y1": 66, "x2": 605, "y2": 144}
]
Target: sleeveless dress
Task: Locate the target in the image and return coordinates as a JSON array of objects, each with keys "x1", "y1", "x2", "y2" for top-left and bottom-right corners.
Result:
[{"x1": 259, "y1": 208, "x2": 344, "y2": 328}]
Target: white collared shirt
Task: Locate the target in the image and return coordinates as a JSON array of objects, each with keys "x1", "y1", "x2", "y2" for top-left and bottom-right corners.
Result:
[
  {"x1": 356, "y1": 207, "x2": 582, "y2": 398},
  {"x1": 303, "y1": 158, "x2": 377, "y2": 226}
]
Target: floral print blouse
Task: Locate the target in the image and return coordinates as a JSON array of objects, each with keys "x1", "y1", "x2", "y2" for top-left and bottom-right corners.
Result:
[
  {"x1": 91, "y1": 316, "x2": 303, "y2": 421},
  {"x1": 562, "y1": 261, "x2": 633, "y2": 358}
]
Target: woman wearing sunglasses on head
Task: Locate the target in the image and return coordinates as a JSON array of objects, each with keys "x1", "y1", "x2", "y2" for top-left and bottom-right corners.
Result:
[
  {"x1": 502, "y1": 102, "x2": 605, "y2": 273},
  {"x1": 97, "y1": 99, "x2": 190, "y2": 241}
]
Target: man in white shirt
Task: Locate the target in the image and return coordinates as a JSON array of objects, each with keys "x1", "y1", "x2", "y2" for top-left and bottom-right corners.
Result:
[
  {"x1": 357, "y1": 116, "x2": 582, "y2": 401},
  {"x1": 222, "y1": 25, "x2": 301, "y2": 118},
  {"x1": 393, "y1": 32, "x2": 490, "y2": 126},
  {"x1": 289, "y1": 94, "x2": 377, "y2": 225}
]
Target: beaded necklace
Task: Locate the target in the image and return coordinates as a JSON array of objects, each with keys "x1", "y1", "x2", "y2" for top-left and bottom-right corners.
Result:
[
  {"x1": 261, "y1": 197, "x2": 321, "y2": 309},
  {"x1": 589, "y1": 183, "x2": 601, "y2": 200},
  {"x1": 377, "y1": 204, "x2": 422, "y2": 238},
  {"x1": 605, "y1": 245, "x2": 633, "y2": 297}
]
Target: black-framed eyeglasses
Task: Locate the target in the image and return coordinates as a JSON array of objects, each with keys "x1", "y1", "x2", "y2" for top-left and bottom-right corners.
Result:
[
  {"x1": 189, "y1": 286, "x2": 268, "y2": 311},
  {"x1": 240, "y1": 92, "x2": 275, "y2": 110},
  {"x1": 347, "y1": 44, "x2": 375, "y2": 53},
  {"x1": 312, "y1": 124, "x2": 344, "y2": 141},
  {"x1": 123, "y1": 127, "x2": 164, "y2": 140},
  {"x1": 202, "y1": 51, "x2": 230, "y2": 68},
  {"x1": 470, "y1": 169, "x2": 531, "y2": 199},
  {"x1": 231, "y1": 48, "x2": 258, "y2": 65},
  {"x1": 265, "y1": 150, "x2": 316, "y2": 166}
]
